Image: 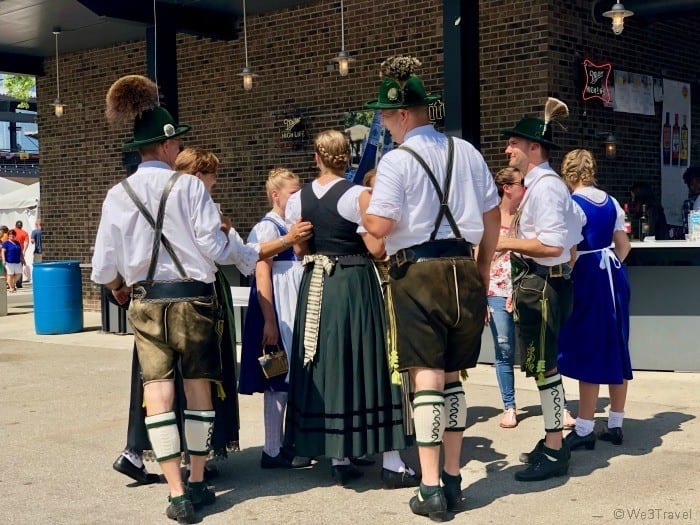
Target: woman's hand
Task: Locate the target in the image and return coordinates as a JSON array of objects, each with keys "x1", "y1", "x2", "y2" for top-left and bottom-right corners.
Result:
[
  {"x1": 505, "y1": 295, "x2": 513, "y2": 313},
  {"x1": 286, "y1": 220, "x2": 313, "y2": 245},
  {"x1": 262, "y1": 320, "x2": 280, "y2": 347}
]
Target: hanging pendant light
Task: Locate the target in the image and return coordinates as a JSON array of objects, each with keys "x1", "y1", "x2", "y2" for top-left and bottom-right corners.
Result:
[
  {"x1": 51, "y1": 29, "x2": 66, "y2": 117},
  {"x1": 602, "y1": 2, "x2": 634, "y2": 35},
  {"x1": 238, "y1": 0, "x2": 258, "y2": 90},
  {"x1": 331, "y1": 0, "x2": 355, "y2": 76}
]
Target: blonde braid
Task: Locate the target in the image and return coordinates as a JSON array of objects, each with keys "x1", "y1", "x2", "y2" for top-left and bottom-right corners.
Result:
[{"x1": 314, "y1": 130, "x2": 350, "y2": 172}]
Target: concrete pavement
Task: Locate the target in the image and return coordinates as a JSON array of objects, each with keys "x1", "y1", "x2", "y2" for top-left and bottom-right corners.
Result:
[{"x1": 0, "y1": 295, "x2": 698, "y2": 524}]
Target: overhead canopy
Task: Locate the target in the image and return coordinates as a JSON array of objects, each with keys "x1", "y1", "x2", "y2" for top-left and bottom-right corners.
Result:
[
  {"x1": 0, "y1": 181, "x2": 39, "y2": 209},
  {"x1": 0, "y1": 176, "x2": 24, "y2": 195}
]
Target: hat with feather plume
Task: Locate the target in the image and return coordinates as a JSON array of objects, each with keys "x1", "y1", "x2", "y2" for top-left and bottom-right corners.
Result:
[
  {"x1": 365, "y1": 56, "x2": 441, "y2": 110},
  {"x1": 105, "y1": 75, "x2": 190, "y2": 150},
  {"x1": 501, "y1": 97, "x2": 569, "y2": 150}
]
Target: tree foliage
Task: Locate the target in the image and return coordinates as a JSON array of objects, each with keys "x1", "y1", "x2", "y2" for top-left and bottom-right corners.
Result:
[{"x1": 1, "y1": 74, "x2": 35, "y2": 109}]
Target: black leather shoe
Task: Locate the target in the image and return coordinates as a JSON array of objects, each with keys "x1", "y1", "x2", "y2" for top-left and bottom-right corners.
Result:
[
  {"x1": 514, "y1": 444, "x2": 569, "y2": 482},
  {"x1": 187, "y1": 481, "x2": 215, "y2": 509},
  {"x1": 381, "y1": 468, "x2": 420, "y2": 489},
  {"x1": 350, "y1": 456, "x2": 376, "y2": 466},
  {"x1": 519, "y1": 438, "x2": 545, "y2": 464},
  {"x1": 599, "y1": 426, "x2": 623, "y2": 445},
  {"x1": 331, "y1": 464, "x2": 364, "y2": 485},
  {"x1": 409, "y1": 489, "x2": 449, "y2": 522},
  {"x1": 113, "y1": 454, "x2": 161, "y2": 485},
  {"x1": 261, "y1": 451, "x2": 293, "y2": 469},
  {"x1": 441, "y1": 473, "x2": 466, "y2": 513},
  {"x1": 564, "y1": 430, "x2": 596, "y2": 451},
  {"x1": 166, "y1": 497, "x2": 196, "y2": 524}
]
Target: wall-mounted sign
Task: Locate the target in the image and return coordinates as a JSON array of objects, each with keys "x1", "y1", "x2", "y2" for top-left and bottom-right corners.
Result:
[
  {"x1": 581, "y1": 58, "x2": 612, "y2": 103},
  {"x1": 428, "y1": 100, "x2": 445, "y2": 127},
  {"x1": 279, "y1": 112, "x2": 307, "y2": 151}
]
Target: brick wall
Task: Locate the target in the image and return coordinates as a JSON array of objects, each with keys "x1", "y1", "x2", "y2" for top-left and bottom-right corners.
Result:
[{"x1": 35, "y1": 0, "x2": 700, "y2": 309}]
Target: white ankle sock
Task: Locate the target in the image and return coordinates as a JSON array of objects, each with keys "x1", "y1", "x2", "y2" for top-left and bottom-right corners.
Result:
[
  {"x1": 574, "y1": 417, "x2": 595, "y2": 437},
  {"x1": 608, "y1": 410, "x2": 624, "y2": 429},
  {"x1": 122, "y1": 448, "x2": 143, "y2": 469},
  {"x1": 381, "y1": 450, "x2": 414, "y2": 475}
]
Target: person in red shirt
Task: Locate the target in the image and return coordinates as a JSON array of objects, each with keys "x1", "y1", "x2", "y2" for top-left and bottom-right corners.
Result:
[{"x1": 12, "y1": 221, "x2": 29, "y2": 287}]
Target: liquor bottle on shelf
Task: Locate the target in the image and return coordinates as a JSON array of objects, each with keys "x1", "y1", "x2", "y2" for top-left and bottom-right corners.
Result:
[
  {"x1": 623, "y1": 203, "x2": 632, "y2": 236},
  {"x1": 671, "y1": 113, "x2": 680, "y2": 166},
  {"x1": 662, "y1": 112, "x2": 671, "y2": 165},
  {"x1": 680, "y1": 114, "x2": 689, "y2": 167},
  {"x1": 639, "y1": 204, "x2": 650, "y2": 241}
]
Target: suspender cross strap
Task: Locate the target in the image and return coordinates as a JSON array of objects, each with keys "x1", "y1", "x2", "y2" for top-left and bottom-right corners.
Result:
[
  {"x1": 120, "y1": 171, "x2": 188, "y2": 280},
  {"x1": 399, "y1": 137, "x2": 462, "y2": 240}
]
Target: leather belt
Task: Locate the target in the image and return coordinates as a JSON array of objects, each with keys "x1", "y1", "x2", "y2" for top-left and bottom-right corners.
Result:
[
  {"x1": 131, "y1": 279, "x2": 215, "y2": 302},
  {"x1": 390, "y1": 239, "x2": 473, "y2": 267},
  {"x1": 525, "y1": 260, "x2": 571, "y2": 278},
  {"x1": 317, "y1": 253, "x2": 369, "y2": 266}
]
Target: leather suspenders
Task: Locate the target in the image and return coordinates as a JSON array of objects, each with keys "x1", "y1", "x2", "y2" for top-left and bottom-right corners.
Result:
[
  {"x1": 399, "y1": 137, "x2": 462, "y2": 240},
  {"x1": 120, "y1": 171, "x2": 188, "y2": 281}
]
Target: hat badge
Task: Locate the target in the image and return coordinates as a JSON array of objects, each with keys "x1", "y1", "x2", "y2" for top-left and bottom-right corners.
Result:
[
  {"x1": 163, "y1": 123, "x2": 176, "y2": 137},
  {"x1": 387, "y1": 87, "x2": 399, "y2": 102}
]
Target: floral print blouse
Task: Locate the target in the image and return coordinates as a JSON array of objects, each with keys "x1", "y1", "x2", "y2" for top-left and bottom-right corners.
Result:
[{"x1": 488, "y1": 225, "x2": 513, "y2": 297}]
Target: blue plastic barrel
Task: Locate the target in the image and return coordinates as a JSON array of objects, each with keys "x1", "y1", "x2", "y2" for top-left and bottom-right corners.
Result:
[{"x1": 32, "y1": 261, "x2": 84, "y2": 335}]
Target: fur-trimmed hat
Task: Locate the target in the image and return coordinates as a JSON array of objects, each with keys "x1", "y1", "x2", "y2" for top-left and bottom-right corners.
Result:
[
  {"x1": 501, "y1": 98, "x2": 569, "y2": 150},
  {"x1": 365, "y1": 56, "x2": 440, "y2": 110},
  {"x1": 105, "y1": 75, "x2": 190, "y2": 150}
]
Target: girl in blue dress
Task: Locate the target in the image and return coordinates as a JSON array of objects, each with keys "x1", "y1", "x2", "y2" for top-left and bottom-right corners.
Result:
[{"x1": 558, "y1": 149, "x2": 632, "y2": 449}]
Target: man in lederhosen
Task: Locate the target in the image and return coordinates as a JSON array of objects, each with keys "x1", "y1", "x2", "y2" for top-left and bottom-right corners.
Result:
[
  {"x1": 91, "y1": 75, "x2": 311, "y2": 523},
  {"x1": 497, "y1": 98, "x2": 583, "y2": 482},
  {"x1": 362, "y1": 56, "x2": 501, "y2": 521}
]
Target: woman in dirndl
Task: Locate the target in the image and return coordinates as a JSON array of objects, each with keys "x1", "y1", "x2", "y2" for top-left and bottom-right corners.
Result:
[
  {"x1": 284, "y1": 130, "x2": 417, "y2": 487},
  {"x1": 558, "y1": 149, "x2": 632, "y2": 449}
]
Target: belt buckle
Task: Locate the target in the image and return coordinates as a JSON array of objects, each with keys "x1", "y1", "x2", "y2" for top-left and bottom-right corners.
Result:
[
  {"x1": 394, "y1": 248, "x2": 414, "y2": 267},
  {"x1": 549, "y1": 264, "x2": 563, "y2": 278},
  {"x1": 132, "y1": 285, "x2": 147, "y2": 300}
]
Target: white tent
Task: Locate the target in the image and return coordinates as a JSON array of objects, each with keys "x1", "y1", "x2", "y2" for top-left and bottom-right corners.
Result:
[
  {"x1": 0, "y1": 180, "x2": 40, "y2": 278},
  {"x1": 0, "y1": 176, "x2": 24, "y2": 196}
]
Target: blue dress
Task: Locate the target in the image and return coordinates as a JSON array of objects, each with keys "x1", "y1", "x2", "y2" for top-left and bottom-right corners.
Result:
[
  {"x1": 558, "y1": 192, "x2": 632, "y2": 384},
  {"x1": 239, "y1": 217, "x2": 300, "y2": 394}
]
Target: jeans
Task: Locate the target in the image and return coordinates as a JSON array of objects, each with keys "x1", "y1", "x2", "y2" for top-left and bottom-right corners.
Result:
[{"x1": 487, "y1": 295, "x2": 516, "y2": 409}]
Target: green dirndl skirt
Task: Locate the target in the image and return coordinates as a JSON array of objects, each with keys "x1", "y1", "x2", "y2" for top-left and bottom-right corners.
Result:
[{"x1": 285, "y1": 258, "x2": 408, "y2": 459}]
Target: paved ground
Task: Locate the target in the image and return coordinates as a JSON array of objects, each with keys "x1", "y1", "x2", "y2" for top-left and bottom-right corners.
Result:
[{"x1": 0, "y1": 291, "x2": 698, "y2": 524}]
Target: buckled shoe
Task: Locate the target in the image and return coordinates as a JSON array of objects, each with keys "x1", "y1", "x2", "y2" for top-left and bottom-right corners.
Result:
[{"x1": 187, "y1": 481, "x2": 215, "y2": 509}]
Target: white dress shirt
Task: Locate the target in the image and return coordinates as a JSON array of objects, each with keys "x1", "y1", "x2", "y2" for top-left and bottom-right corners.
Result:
[
  {"x1": 91, "y1": 161, "x2": 259, "y2": 286},
  {"x1": 366, "y1": 125, "x2": 500, "y2": 255},
  {"x1": 518, "y1": 162, "x2": 583, "y2": 266}
]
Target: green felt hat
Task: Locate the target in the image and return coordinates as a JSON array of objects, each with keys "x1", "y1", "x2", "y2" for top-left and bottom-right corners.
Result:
[
  {"x1": 501, "y1": 116, "x2": 561, "y2": 150},
  {"x1": 123, "y1": 106, "x2": 190, "y2": 150},
  {"x1": 365, "y1": 75, "x2": 441, "y2": 110}
]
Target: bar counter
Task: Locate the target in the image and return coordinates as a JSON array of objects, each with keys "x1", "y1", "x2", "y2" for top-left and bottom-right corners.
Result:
[{"x1": 479, "y1": 240, "x2": 700, "y2": 372}]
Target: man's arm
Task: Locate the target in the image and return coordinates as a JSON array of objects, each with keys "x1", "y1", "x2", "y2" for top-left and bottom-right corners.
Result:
[
  {"x1": 477, "y1": 206, "x2": 501, "y2": 288},
  {"x1": 496, "y1": 236, "x2": 564, "y2": 259},
  {"x1": 359, "y1": 189, "x2": 396, "y2": 243}
]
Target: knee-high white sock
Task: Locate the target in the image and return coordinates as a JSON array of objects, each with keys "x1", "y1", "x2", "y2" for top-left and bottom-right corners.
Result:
[
  {"x1": 537, "y1": 374, "x2": 565, "y2": 432},
  {"x1": 608, "y1": 410, "x2": 624, "y2": 429},
  {"x1": 263, "y1": 391, "x2": 288, "y2": 456}
]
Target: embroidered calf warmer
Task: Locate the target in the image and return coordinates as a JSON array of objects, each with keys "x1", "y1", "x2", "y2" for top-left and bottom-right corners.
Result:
[
  {"x1": 145, "y1": 411, "x2": 181, "y2": 462},
  {"x1": 537, "y1": 373, "x2": 564, "y2": 432},
  {"x1": 413, "y1": 390, "x2": 445, "y2": 446},
  {"x1": 443, "y1": 381, "x2": 467, "y2": 432},
  {"x1": 184, "y1": 409, "x2": 215, "y2": 456}
]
